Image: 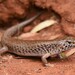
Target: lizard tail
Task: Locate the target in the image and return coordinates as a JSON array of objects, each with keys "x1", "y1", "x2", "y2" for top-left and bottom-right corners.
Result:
[{"x1": 1, "y1": 10, "x2": 43, "y2": 42}]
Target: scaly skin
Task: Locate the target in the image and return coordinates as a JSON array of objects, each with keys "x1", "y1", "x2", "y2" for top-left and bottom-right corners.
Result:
[{"x1": 0, "y1": 11, "x2": 75, "y2": 66}]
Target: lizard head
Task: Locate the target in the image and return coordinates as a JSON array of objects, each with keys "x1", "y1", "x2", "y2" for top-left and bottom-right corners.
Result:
[
  {"x1": 65, "y1": 37, "x2": 75, "y2": 44},
  {"x1": 58, "y1": 37, "x2": 75, "y2": 51}
]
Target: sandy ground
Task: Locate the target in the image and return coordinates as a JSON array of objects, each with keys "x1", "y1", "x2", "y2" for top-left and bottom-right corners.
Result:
[{"x1": 0, "y1": 53, "x2": 75, "y2": 75}]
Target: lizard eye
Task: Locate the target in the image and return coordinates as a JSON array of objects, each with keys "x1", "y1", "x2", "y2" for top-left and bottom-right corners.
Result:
[
  {"x1": 67, "y1": 41, "x2": 71, "y2": 44},
  {"x1": 67, "y1": 41, "x2": 75, "y2": 44}
]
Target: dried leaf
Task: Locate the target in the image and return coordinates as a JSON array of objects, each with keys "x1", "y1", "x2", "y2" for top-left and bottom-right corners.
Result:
[
  {"x1": 18, "y1": 33, "x2": 38, "y2": 39},
  {"x1": 65, "y1": 48, "x2": 75, "y2": 57},
  {"x1": 31, "y1": 19, "x2": 57, "y2": 33}
]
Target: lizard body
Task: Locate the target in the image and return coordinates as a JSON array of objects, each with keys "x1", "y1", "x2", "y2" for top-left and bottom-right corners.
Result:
[{"x1": 0, "y1": 11, "x2": 75, "y2": 66}]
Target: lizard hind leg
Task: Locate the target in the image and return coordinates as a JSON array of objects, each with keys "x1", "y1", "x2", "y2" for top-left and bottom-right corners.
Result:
[
  {"x1": 0, "y1": 46, "x2": 8, "y2": 55},
  {"x1": 41, "y1": 53, "x2": 54, "y2": 67},
  {"x1": 0, "y1": 46, "x2": 8, "y2": 63}
]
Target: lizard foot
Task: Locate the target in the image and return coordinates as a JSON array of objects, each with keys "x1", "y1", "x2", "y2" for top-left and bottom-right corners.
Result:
[{"x1": 45, "y1": 63, "x2": 54, "y2": 67}]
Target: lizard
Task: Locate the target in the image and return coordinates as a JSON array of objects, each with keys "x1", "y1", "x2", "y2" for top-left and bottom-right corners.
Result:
[{"x1": 0, "y1": 10, "x2": 75, "y2": 66}]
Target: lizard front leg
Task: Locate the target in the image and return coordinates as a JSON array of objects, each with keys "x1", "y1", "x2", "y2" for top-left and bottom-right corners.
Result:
[{"x1": 41, "y1": 53, "x2": 54, "y2": 67}]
